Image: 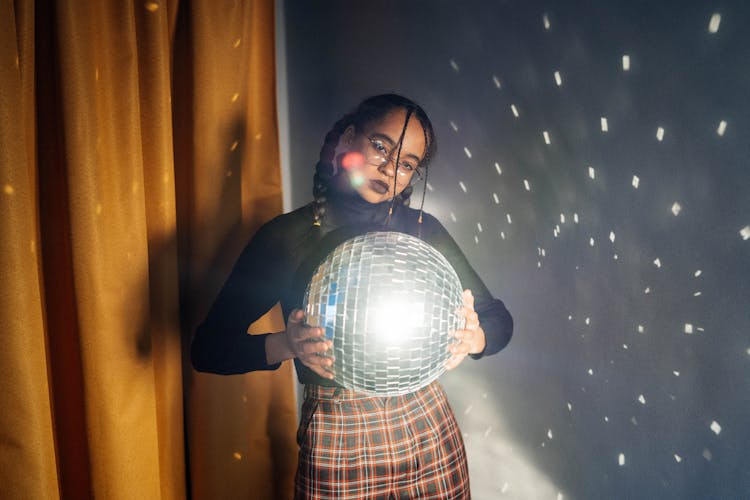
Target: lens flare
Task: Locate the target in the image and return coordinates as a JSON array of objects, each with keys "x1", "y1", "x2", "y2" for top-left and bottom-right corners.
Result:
[{"x1": 341, "y1": 151, "x2": 365, "y2": 170}]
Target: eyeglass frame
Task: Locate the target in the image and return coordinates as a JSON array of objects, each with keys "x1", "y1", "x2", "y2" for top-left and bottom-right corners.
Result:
[{"x1": 364, "y1": 136, "x2": 424, "y2": 182}]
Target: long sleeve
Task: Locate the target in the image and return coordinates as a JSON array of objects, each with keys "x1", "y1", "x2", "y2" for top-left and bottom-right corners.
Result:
[
  {"x1": 420, "y1": 213, "x2": 513, "y2": 358},
  {"x1": 191, "y1": 216, "x2": 293, "y2": 374}
]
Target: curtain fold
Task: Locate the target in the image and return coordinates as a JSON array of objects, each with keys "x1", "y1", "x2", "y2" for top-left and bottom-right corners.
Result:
[
  {"x1": 0, "y1": 0, "x2": 295, "y2": 498},
  {"x1": 178, "y1": 1, "x2": 296, "y2": 498},
  {"x1": 0, "y1": 1, "x2": 59, "y2": 498}
]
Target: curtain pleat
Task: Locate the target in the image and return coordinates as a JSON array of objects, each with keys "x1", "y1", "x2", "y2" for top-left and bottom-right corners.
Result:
[
  {"x1": 0, "y1": 1, "x2": 60, "y2": 498},
  {"x1": 0, "y1": 0, "x2": 294, "y2": 498},
  {"x1": 179, "y1": 1, "x2": 296, "y2": 499}
]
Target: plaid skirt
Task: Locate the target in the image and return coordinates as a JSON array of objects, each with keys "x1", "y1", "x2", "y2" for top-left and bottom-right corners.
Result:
[{"x1": 294, "y1": 381, "x2": 470, "y2": 499}]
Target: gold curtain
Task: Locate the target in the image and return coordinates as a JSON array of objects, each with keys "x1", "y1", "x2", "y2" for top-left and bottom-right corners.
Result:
[{"x1": 0, "y1": 0, "x2": 296, "y2": 499}]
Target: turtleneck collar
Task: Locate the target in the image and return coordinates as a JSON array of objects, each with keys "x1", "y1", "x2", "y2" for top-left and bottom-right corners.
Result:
[{"x1": 325, "y1": 186, "x2": 394, "y2": 230}]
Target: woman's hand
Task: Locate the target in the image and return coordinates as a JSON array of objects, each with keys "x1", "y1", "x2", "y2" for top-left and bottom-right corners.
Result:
[
  {"x1": 445, "y1": 289, "x2": 486, "y2": 371},
  {"x1": 285, "y1": 309, "x2": 335, "y2": 379},
  {"x1": 266, "y1": 309, "x2": 335, "y2": 379}
]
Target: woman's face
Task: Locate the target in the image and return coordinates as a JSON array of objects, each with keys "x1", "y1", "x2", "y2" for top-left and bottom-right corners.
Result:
[{"x1": 336, "y1": 108, "x2": 426, "y2": 204}]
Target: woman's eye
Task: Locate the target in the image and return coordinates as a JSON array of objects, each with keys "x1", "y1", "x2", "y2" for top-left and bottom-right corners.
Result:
[
  {"x1": 399, "y1": 162, "x2": 415, "y2": 171},
  {"x1": 371, "y1": 141, "x2": 388, "y2": 155}
]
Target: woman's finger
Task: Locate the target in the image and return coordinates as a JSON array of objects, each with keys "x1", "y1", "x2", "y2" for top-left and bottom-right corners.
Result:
[
  {"x1": 291, "y1": 325, "x2": 324, "y2": 342},
  {"x1": 301, "y1": 339, "x2": 331, "y2": 355},
  {"x1": 463, "y1": 289, "x2": 474, "y2": 310},
  {"x1": 445, "y1": 353, "x2": 466, "y2": 371}
]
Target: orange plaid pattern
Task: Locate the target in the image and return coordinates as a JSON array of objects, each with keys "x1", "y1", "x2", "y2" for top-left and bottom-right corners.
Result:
[{"x1": 295, "y1": 381, "x2": 470, "y2": 499}]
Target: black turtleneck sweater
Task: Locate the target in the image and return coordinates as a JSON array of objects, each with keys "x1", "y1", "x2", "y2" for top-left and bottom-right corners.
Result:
[{"x1": 191, "y1": 190, "x2": 513, "y2": 386}]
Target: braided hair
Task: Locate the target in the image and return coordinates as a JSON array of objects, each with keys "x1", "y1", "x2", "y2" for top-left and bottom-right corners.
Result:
[{"x1": 312, "y1": 94, "x2": 437, "y2": 226}]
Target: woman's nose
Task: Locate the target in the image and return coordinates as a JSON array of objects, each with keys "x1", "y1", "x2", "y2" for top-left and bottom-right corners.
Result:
[{"x1": 377, "y1": 157, "x2": 397, "y2": 177}]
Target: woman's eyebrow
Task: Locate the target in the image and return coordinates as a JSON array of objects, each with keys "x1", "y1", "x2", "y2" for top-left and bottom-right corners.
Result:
[
  {"x1": 370, "y1": 133, "x2": 422, "y2": 162},
  {"x1": 370, "y1": 132, "x2": 396, "y2": 146}
]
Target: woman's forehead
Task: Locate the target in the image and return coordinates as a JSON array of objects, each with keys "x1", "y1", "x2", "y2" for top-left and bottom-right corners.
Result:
[{"x1": 365, "y1": 110, "x2": 426, "y2": 154}]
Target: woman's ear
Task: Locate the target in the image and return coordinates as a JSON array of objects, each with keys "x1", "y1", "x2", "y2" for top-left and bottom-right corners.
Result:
[
  {"x1": 340, "y1": 124, "x2": 356, "y2": 146},
  {"x1": 332, "y1": 125, "x2": 357, "y2": 172}
]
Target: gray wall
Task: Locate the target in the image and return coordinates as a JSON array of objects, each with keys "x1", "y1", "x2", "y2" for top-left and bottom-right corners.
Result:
[{"x1": 280, "y1": 1, "x2": 750, "y2": 498}]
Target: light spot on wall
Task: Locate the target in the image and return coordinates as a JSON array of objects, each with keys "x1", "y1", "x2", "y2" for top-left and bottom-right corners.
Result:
[
  {"x1": 233, "y1": 38, "x2": 242, "y2": 48},
  {"x1": 543, "y1": 131, "x2": 551, "y2": 144},
  {"x1": 653, "y1": 258, "x2": 662, "y2": 268},
  {"x1": 145, "y1": 1, "x2": 159, "y2": 12},
  {"x1": 638, "y1": 394, "x2": 646, "y2": 404},
  {"x1": 511, "y1": 104, "x2": 519, "y2": 117},
  {"x1": 492, "y1": 75, "x2": 502, "y2": 89},
  {"x1": 523, "y1": 179, "x2": 531, "y2": 191},
  {"x1": 494, "y1": 162, "x2": 503, "y2": 175},
  {"x1": 459, "y1": 181, "x2": 467, "y2": 192},
  {"x1": 684, "y1": 323, "x2": 694, "y2": 334},
  {"x1": 671, "y1": 202, "x2": 682, "y2": 216},
  {"x1": 717, "y1": 120, "x2": 727, "y2": 136},
  {"x1": 3, "y1": 184, "x2": 14, "y2": 195},
  {"x1": 450, "y1": 58, "x2": 460, "y2": 72},
  {"x1": 554, "y1": 71, "x2": 562, "y2": 86},
  {"x1": 588, "y1": 166, "x2": 596, "y2": 179},
  {"x1": 609, "y1": 231, "x2": 616, "y2": 243},
  {"x1": 622, "y1": 54, "x2": 630, "y2": 71},
  {"x1": 740, "y1": 225, "x2": 750, "y2": 240},
  {"x1": 618, "y1": 453, "x2": 626, "y2": 466},
  {"x1": 710, "y1": 421, "x2": 722, "y2": 435},
  {"x1": 464, "y1": 147, "x2": 472, "y2": 158},
  {"x1": 600, "y1": 117, "x2": 608, "y2": 132},
  {"x1": 543, "y1": 13, "x2": 551, "y2": 30},
  {"x1": 708, "y1": 13, "x2": 721, "y2": 33},
  {"x1": 632, "y1": 175, "x2": 640, "y2": 188},
  {"x1": 233, "y1": 452, "x2": 242, "y2": 460},
  {"x1": 656, "y1": 127, "x2": 665, "y2": 141},
  {"x1": 231, "y1": 92, "x2": 239, "y2": 103},
  {"x1": 492, "y1": 193, "x2": 500, "y2": 204}
]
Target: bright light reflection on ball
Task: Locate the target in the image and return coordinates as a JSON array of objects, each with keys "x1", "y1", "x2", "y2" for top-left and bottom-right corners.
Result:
[{"x1": 303, "y1": 231, "x2": 465, "y2": 396}]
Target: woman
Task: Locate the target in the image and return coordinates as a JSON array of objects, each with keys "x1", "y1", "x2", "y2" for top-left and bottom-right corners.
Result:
[{"x1": 191, "y1": 94, "x2": 513, "y2": 499}]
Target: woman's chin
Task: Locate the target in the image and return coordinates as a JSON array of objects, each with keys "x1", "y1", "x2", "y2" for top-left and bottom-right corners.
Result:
[{"x1": 356, "y1": 190, "x2": 387, "y2": 204}]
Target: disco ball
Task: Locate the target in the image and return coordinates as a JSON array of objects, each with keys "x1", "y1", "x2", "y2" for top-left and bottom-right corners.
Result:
[{"x1": 303, "y1": 231, "x2": 465, "y2": 396}]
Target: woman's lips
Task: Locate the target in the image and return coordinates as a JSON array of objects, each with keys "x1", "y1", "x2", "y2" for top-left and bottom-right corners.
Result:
[{"x1": 369, "y1": 179, "x2": 390, "y2": 194}]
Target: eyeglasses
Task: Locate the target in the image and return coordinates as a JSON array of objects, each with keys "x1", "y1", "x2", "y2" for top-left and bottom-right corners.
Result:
[{"x1": 366, "y1": 137, "x2": 423, "y2": 181}]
